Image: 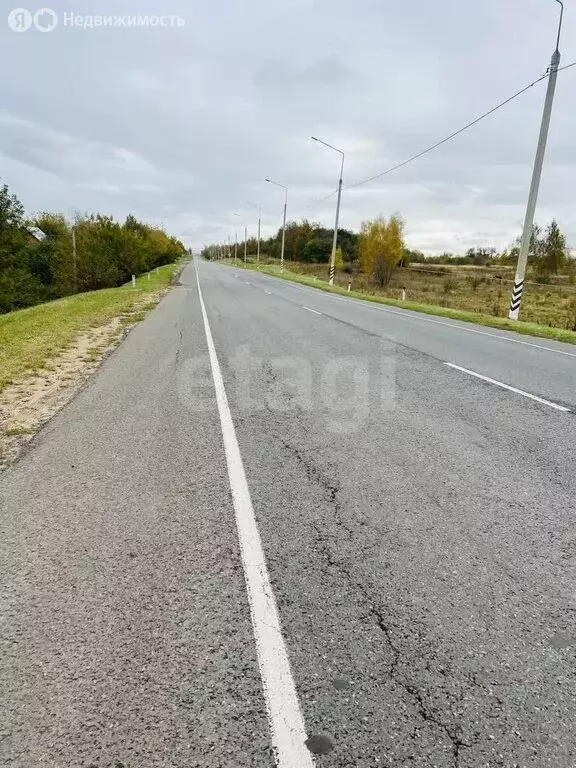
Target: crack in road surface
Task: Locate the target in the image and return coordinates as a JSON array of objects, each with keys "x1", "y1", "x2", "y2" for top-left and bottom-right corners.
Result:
[{"x1": 276, "y1": 434, "x2": 481, "y2": 767}]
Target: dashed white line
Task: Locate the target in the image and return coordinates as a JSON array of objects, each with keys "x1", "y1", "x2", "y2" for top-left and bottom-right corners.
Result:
[
  {"x1": 264, "y1": 290, "x2": 272, "y2": 295},
  {"x1": 195, "y1": 266, "x2": 314, "y2": 768},
  {"x1": 302, "y1": 306, "x2": 322, "y2": 315},
  {"x1": 445, "y1": 363, "x2": 570, "y2": 412},
  {"x1": 252, "y1": 272, "x2": 576, "y2": 359}
]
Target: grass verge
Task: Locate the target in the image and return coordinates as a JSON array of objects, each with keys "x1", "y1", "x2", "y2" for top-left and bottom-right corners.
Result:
[
  {"x1": 0, "y1": 263, "x2": 183, "y2": 392},
  {"x1": 232, "y1": 261, "x2": 576, "y2": 346}
]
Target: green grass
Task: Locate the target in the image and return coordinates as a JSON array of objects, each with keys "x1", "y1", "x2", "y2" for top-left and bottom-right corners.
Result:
[
  {"x1": 3, "y1": 425, "x2": 35, "y2": 437},
  {"x1": 231, "y1": 261, "x2": 576, "y2": 346},
  {"x1": 0, "y1": 263, "x2": 182, "y2": 393}
]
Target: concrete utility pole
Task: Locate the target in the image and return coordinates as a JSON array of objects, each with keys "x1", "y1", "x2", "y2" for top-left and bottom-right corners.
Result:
[
  {"x1": 311, "y1": 136, "x2": 345, "y2": 286},
  {"x1": 244, "y1": 226, "x2": 247, "y2": 264},
  {"x1": 265, "y1": 178, "x2": 288, "y2": 273},
  {"x1": 509, "y1": 0, "x2": 563, "y2": 320},
  {"x1": 257, "y1": 208, "x2": 261, "y2": 268}
]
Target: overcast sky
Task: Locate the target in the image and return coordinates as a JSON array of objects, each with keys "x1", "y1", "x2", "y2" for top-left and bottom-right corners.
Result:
[{"x1": 1, "y1": 0, "x2": 575, "y2": 253}]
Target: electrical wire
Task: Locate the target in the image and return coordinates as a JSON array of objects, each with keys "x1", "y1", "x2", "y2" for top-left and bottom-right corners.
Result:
[
  {"x1": 301, "y1": 187, "x2": 339, "y2": 212},
  {"x1": 291, "y1": 61, "x2": 575, "y2": 221},
  {"x1": 343, "y1": 61, "x2": 576, "y2": 192}
]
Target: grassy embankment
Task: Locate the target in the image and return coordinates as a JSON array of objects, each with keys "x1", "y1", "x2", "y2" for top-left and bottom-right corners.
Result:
[
  {"x1": 0, "y1": 263, "x2": 183, "y2": 393},
  {"x1": 224, "y1": 258, "x2": 576, "y2": 345}
]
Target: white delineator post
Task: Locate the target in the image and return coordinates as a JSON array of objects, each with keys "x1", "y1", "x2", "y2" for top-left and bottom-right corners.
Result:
[
  {"x1": 132, "y1": 274, "x2": 136, "y2": 288},
  {"x1": 509, "y1": 1, "x2": 563, "y2": 320}
]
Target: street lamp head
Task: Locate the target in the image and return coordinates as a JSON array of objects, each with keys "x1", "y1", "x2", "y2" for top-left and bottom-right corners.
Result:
[
  {"x1": 311, "y1": 136, "x2": 318, "y2": 142},
  {"x1": 554, "y1": 0, "x2": 564, "y2": 51}
]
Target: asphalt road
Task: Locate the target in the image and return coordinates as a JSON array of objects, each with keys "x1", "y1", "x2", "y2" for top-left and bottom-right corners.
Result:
[{"x1": 2, "y1": 259, "x2": 576, "y2": 767}]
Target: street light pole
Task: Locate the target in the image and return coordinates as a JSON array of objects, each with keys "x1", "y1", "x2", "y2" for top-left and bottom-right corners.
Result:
[
  {"x1": 508, "y1": 0, "x2": 563, "y2": 320},
  {"x1": 247, "y1": 202, "x2": 262, "y2": 269},
  {"x1": 232, "y1": 213, "x2": 240, "y2": 264},
  {"x1": 72, "y1": 225, "x2": 78, "y2": 293},
  {"x1": 311, "y1": 136, "x2": 344, "y2": 286},
  {"x1": 244, "y1": 225, "x2": 248, "y2": 264},
  {"x1": 265, "y1": 178, "x2": 288, "y2": 273},
  {"x1": 257, "y1": 207, "x2": 261, "y2": 268}
]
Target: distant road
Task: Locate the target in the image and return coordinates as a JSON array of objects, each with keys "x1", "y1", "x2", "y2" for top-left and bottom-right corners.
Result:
[{"x1": 2, "y1": 258, "x2": 575, "y2": 767}]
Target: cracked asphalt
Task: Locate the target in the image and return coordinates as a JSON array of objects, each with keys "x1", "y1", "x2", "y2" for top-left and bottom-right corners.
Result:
[{"x1": 2, "y1": 259, "x2": 576, "y2": 767}]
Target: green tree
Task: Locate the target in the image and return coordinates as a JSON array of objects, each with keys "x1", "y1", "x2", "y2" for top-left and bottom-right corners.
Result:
[
  {"x1": 0, "y1": 184, "x2": 40, "y2": 312},
  {"x1": 539, "y1": 219, "x2": 567, "y2": 275},
  {"x1": 31, "y1": 213, "x2": 75, "y2": 298},
  {"x1": 301, "y1": 236, "x2": 332, "y2": 263}
]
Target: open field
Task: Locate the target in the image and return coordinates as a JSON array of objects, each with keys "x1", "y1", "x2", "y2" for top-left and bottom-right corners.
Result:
[
  {"x1": 223, "y1": 258, "x2": 576, "y2": 345},
  {"x1": 0, "y1": 264, "x2": 180, "y2": 393},
  {"x1": 287, "y1": 261, "x2": 576, "y2": 330}
]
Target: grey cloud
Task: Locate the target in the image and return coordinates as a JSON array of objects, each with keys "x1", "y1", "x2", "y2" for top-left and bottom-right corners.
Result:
[
  {"x1": 254, "y1": 56, "x2": 353, "y2": 92},
  {"x1": 0, "y1": 0, "x2": 574, "y2": 252}
]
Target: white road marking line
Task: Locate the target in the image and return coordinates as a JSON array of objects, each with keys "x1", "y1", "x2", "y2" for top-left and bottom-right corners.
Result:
[
  {"x1": 264, "y1": 290, "x2": 272, "y2": 295},
  {"x1": 195, "y1": 267, "x2": 315, "y2": 768},
  {"x1": 302, "y1": 306, "x2": 322, "y2": 315},
  {"x1": 245, "y1": 281, "x2": 251, "y2": 285},
  {"x1": 253, "y1": 273, "x2": 576, "y2": 359},
  {"x1": 445, "y1": 362, "x2": 571, "y2": 412}
]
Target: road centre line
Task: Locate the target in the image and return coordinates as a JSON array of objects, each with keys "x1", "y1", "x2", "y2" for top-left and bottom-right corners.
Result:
[
  {"x1": 195, "y1": 265, "x2": 315, "y2": 768},
  {"x1": 445, "y1": 362, "x2": 570, "y2": 412},
  {"x1": 302, "y1": 306, "x2": 322, "y2": 315}
]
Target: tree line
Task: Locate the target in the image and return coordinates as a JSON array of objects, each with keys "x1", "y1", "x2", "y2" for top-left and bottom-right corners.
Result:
[
  {"x1": 0, "y1": 183, "x2": 185, "y2": 314},
  {"x1": 204, "y1": 215, "x2": 573, "y2": 284}
]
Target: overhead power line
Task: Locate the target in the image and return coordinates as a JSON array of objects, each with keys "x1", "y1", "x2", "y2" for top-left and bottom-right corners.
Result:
[
  {"x1": 295, "y1": 61, "x2": 575, "y2": 219},
  {"x1": 301, "y1": 188, "x2": 339, "y2": 212},
  {"x1": 343, "y1": 61, "x2": 576, "y2": 192}
]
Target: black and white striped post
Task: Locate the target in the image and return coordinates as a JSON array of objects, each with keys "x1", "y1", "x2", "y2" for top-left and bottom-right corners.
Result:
[
  {"x1": 510, "y1": 280, "x2": 524, "y2": 317},
  {"x1": 508, "y1": 0, "x2": 563, "y2": 321},
  {"x1": 311, "y1": 136, "x2": 345, "y2": 286}
]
